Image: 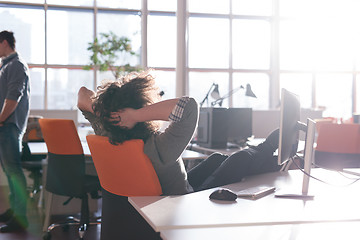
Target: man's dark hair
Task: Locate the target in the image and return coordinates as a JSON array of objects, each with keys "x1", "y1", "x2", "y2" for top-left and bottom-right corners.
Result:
[
  {"x1": 0, "y1": 31, "x2": 16, "y2": 50},
  {"x1": 92, "y1": 70, "x2": 161, "y2": 145}
]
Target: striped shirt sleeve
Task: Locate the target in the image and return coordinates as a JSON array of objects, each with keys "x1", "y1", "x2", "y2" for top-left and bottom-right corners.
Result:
[{"x1": 169, "y1": 97, "x2": 190, "y2": 122}]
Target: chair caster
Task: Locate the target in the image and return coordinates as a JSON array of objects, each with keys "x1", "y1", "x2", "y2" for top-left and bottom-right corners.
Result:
[{"x1": 78, "y1": 224, "x2": 87, "y2": 239}]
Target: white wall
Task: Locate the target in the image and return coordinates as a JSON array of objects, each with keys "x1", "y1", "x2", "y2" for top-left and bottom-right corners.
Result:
[{"x1": 30, "y1": 109, "x2": 78, "y2": 127}]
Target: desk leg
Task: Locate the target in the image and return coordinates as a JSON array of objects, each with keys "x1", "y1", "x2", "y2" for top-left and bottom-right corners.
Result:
[{"x1": 37, "y1": 186, "x2": 43, "y2": 209}]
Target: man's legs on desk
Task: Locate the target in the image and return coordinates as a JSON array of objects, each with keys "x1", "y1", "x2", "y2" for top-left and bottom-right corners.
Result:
[{"x1": 189, "y1": 129, "x2": 281, "y2": 191}]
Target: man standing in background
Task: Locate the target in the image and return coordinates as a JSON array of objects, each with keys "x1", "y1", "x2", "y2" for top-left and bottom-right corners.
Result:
[{"x1": 0, "y1": 30, "x2": 30, "y2": 232}]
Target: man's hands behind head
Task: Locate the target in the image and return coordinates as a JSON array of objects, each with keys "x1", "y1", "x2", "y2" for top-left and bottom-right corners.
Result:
[{"x1": 109, "y1": 108, "x2": 137, "y2": 129}]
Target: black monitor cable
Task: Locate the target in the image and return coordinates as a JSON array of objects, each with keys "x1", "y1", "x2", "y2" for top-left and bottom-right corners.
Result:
[{"x1": 291, "y1": 154, "x2": 360, "y2": 187}]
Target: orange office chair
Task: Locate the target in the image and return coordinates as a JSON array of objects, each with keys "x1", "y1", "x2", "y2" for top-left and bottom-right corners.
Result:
[
  {"x1": 314, "y1": 123, "x2": 360, "y2": 169},
  {"x1": 39, "y1": 119, "x2": 101, "y2": 240},
  {"x1": 86, "y1": 134, "x2": 162, "y2": 240}
]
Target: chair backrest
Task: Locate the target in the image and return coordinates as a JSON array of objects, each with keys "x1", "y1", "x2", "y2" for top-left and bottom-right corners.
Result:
[
  {"x1": 39, "y1": 118, "x2": 86, "y2": 197},
  {"x1": 86, "y1": 134, "x2": 162, "y2": 197},
  {"x1": 23, "y1": 115, "x2": 44, "y2": 142},
  {"x1": 316, "y1": 123, "x2": 360, "y2": 154}
]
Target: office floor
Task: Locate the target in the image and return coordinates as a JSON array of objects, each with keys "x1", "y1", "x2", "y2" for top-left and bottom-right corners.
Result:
[{"x1": 0, "y1": 186, "x2": 101, "y2": 240}]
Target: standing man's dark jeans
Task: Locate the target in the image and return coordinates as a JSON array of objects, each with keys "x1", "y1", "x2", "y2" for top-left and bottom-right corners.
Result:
[
  {"x1": 187, "y1": 129, "x2": 281, "y2": 191},
  {"x1": 0, "y1": 124, "x2": 28, "y2": 224}
]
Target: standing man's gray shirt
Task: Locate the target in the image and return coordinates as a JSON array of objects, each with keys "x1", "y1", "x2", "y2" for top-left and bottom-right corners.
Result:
[{"x1": 0, "y1": 52, "x2": 30, "y2": 133}]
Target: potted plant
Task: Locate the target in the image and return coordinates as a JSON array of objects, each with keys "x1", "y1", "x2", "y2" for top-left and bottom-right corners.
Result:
[{"x1": 84, "y1": 31, "x2": 141, "y2": 79}]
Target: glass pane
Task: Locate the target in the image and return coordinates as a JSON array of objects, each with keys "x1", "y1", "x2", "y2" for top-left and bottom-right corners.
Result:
[
  {"x1": 279, "y1": 0, "x2": 359, "y2": 18},
  {"x1": 279, "y1": 0, "x2": 319, "y2": 18},
  {"x1": 47, "y1": 9, "x2": 93, "y2": 65},
  {"x1": 233, "y1": 73, "x2": 269, "y2": 110},
  {"x1": 0, "y1": 6, "x2": 45, "y2": 64},
  {"x1": 354, "y1": 26, "x2": 360, "y2": 71},
  {"x1": 152, "y1": 70, "x2": 176, "y2": 100},
  {"x1": 280, "y1": 73, "x2": 312, "y2": 109},
  {"x1": 97, "y1": 11, "x2": 141, "y2": 67},
  {"x1": 188, "y1": 17, "x2": 229, "y2": 68},
  {"x1": 232, "y1": 0, "x2": 272, "y2": 16},
  {"x1": 2, "y1": 0, "x2": 43, "y2": 3},
  {"x1": 148, "y1": 0, "x2": 176, "y2": 11},
  {"x1": 189, "y1": 0, "x2": 230, "y2": 14},
  {"x1": 312, "y1": 19, "x2": 354, "y2": 71},
  {"x1": 96, "y1": 0, "x2": 140, "y2": 9},
  {"x1": 189, "y1": 72, "x2": 229, "y2": 107},
  {"x1": 47, "y1": 69, "x2": 93, "y2": 109},
  {"x1": 29, "y1": 68, "x2": 45, "y2": 109},
  {"x1": 280, "y1": 19, "x2": 354, "y2": 71},
  {"x1": 233, "y1": 19, "x2": 270, "y2": 70},
  {"x1": 280, "y1": 2, "x2": 357, "y2": 71},
  {"x1": 148, "y1": 15, "x2": 176, "y2": 68},
  {"x1": 47, "y1": 0, "x2": 93, "y2": 6},
  {"x1": 279, "y1": 19, "x2": 316, "y2": 71},
  {"x1": 316, "y1": 74, "x2": 352, "y2": 119},
  {"x1": 98, "y1": 70, "x2": 115, "y2": 85}
]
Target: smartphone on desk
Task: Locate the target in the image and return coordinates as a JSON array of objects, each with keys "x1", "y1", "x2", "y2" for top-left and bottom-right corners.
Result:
[{"x1": 236, "y1": 186, "x2": 276, "y2": 200}]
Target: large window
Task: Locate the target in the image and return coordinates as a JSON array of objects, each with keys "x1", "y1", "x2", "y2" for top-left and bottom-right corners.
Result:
[
  {"x1": 0, "y1": 1, "x2": 182, "y2": 117},
  {"x1": 47, "y1": 8, "x2": 93, "y2": 65},
  {"x1": 1, "y1": 0, "x2": 359, "y2": 122},
  {"x1": 187, "y1": 1, "x2": 271, "y2": 110},
  {"x1": 279, "y1": 0, "x2": 360, "y2": 118}
]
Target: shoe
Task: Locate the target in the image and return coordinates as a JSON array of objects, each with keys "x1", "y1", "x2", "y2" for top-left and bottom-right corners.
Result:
[
  {"x1": 0, "y1": 216, "x2": 28, "y2": 233},
  {"x1": 262, "y1": 128, "x2": 279, "y2": 152},
  {"x1": 0, "y1": 209, "x2": 13, "y2": 223},
  {"x1": 252, "y1": 129, "x2": 279, "y2": 154}
]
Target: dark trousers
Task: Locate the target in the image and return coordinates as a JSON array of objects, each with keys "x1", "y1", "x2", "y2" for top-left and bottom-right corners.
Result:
[
  {"x1": 187, "y1": 142, "x2": 281, "y2": 191},
  {"x1": 0, "y1": 123, "x2": 27, "y2": 217}
]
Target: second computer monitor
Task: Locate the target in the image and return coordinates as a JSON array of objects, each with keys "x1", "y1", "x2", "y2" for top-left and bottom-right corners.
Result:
[
  {"x1": 227, "y1": 108, "x2": 252, "y2": 145},
  {"x1": 197, "y1": 107, "x2": 252, "y2": 148}
]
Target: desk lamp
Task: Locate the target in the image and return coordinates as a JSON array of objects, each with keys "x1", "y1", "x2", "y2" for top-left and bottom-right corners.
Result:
[
  {"x1": 199, "y1": 83, "x2": 221, "y2": 107},
  {"x1": 211, "y1": 83, "x2": 257, "y2": 107}
]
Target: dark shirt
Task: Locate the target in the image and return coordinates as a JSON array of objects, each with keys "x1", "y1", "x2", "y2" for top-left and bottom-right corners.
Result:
[{"x1": 0, "y1": 52, "x2": 30, "y2": 133}]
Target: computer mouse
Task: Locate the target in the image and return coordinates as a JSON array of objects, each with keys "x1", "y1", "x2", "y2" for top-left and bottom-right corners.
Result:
[{"x1": 209, "y1": 188, "x2": 237, "y2": 201}]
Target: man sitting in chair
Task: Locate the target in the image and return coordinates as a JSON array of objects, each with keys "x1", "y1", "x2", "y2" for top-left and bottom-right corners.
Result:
[{"x1": 77, "y1": 69, "x2": 280, "y2": 195}]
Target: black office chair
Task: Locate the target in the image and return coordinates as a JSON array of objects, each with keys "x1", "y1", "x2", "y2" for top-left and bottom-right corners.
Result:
[
  {"x1": 21, "y1": 142, "x2": 46, "y2": 199},
  {"x1": 39, "y1": 119, "x2": 101, "y2": 240},
  {"x1": 21, "y1": 116, "x2": 46, "y2": 200}
]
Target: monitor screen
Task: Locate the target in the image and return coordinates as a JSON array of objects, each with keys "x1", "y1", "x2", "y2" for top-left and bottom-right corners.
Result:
[
  {"x1": 227, "y1": 108, "x2": 252, "y2": 144},
  {"x1": 278, "y1": 89, "x2": 301, "y2": 166}
]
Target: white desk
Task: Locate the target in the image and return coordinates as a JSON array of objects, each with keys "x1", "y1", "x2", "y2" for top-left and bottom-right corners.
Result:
[
  {"x1": 129, "y1": 168, "x2": 360, "y2": 232},
  {"x1": 160, "y1": 221, "x2": 360, "y2": 240}
]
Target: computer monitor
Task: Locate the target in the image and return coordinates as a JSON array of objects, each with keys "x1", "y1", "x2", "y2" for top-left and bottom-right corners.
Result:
[
  {"x1": 197, "y1": 108, "x2": 228, "y2": 149},
  {"x1": 275, "y1": 88, "x2": 317, "y2": 199},
  {"x1": 227, "y1": 108, "x2": 252, "y2": 145},
  {"x1": 277, "y1": 89, "x2": 301, "y2": 166},
  {"x1": 197, "y1": 107, "x2": 252, "y2": 149}
]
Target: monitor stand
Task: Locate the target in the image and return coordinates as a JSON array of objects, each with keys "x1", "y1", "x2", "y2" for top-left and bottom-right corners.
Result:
[{"x1": 275, "y1": 118, "x2": 316, "y2": 200}]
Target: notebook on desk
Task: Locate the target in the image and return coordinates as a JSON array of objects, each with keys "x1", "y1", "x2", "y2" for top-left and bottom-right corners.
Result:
[{"x1": 236, "y1": 186, "x2": 276, "y2": 200}]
